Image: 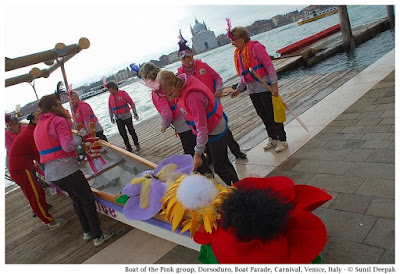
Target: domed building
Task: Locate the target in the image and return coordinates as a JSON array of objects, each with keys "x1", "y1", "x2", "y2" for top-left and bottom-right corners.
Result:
[{"x1": 190, "y1": 18, "x2": 218, "y2": 54}]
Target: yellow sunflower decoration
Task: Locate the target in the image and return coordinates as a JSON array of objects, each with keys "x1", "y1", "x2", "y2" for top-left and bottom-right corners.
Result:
[{"x1": 161, "y1": 174, "x2": 236, "y2": 238}]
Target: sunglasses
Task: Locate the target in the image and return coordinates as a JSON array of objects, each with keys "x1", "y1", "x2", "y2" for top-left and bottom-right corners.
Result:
[
  {"x1": 230, "y1": 36, "x2": 240, "y2": 42},
  {"x1": 179, "y1": 50, "x2": 193, "y2": 60}
]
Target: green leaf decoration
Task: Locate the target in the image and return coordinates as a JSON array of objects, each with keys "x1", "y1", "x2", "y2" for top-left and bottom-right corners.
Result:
[{"x1": 198, "y1": 244, "x2": 219, "y2": 264}]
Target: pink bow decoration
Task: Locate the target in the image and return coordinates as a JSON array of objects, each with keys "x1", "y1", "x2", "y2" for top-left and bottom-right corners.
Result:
[
  {"x1": 67, "y1": 84, "x2": 73, "y2": 97},
  {"x1": 226, "y1": 18, "x2": 233, "y2": 39}
]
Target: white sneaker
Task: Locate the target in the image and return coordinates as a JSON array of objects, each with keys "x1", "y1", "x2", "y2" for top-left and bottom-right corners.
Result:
[
  {"x1": 83, "y1": 232, "x2": 92, "y2": 240},
  {"x1": 275, "y1": 141, "x2": 288, "y2": 153},
  {"x1": 47, "y1": 217, "x2": 69, "y2": 231},
  {"x1": 263, "y1": 138, "x2": 278, "y2": 150},
  {"x1": 93, "y1": 230, "x2": 114, "y2": 247}
]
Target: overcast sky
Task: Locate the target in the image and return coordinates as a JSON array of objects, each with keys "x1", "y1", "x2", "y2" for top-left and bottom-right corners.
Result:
[{"x1": 2, "y1": 0, "x2": 312, "y2": 112}]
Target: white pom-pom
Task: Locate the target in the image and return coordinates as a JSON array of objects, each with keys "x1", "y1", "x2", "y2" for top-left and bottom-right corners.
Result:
[{"x1": 176, "y1": 175, "x2": 219, "y2": 209}]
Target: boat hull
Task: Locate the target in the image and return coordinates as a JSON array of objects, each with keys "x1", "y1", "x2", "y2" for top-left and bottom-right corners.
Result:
[{"x1": 79, "y1": 140, "x2": 200, "y2": 250}]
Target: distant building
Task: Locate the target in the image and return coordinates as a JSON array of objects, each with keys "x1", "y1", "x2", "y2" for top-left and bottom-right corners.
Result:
[
  {"x1": 168, "y1": 51, "x2": 179, "y2": 64},
  {"x1": 190, "y1": 18, "x2": 218, "y2": 54},
  {"x1": 115, "y1": 68, "x2": 135, "y2": 82}
]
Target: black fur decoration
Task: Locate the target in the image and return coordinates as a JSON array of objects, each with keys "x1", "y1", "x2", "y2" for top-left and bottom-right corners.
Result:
[{"x1": 221, "y1": 187, "x2": 293, "y2": 242}]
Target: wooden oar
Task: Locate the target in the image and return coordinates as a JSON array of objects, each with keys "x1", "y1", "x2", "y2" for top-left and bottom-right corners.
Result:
[{"x1": 249, "y1": 68, "x2": 309, "y2": 133}]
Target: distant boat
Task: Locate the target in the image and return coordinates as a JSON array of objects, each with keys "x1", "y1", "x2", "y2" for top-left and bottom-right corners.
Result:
[
  {"x1": 80, "y1": 85, "x2": 107, "y2": 100},
  {"x1": 297, "y1": 6, "x2": 338, "y2": 26}
]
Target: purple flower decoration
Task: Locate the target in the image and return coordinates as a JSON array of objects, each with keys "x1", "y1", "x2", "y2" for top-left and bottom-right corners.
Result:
[{"x1": 122, "y1": 154, "x2": 193, "y2": 220}]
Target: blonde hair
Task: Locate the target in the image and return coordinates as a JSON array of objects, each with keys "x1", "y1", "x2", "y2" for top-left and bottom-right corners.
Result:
[
  {"x1": 231, "y1": 26, "x2": 250, "y2": 42},
  {"x1": 156, "y1": 70, "x2": 183, "y2": 90}
]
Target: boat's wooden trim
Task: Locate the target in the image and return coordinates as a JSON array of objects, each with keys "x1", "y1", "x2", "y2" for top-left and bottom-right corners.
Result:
[
  {"x1": 85, "y1": 156, "x2": 125, "y2": 181},
  {"x1": 99, "y1": 140, "x2": 157, "y2": 169}
]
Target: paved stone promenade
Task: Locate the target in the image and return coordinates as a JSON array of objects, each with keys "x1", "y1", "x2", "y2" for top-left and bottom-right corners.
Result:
[{"x1": 268, "y1": 71, "x2": 395, "y2": 264}]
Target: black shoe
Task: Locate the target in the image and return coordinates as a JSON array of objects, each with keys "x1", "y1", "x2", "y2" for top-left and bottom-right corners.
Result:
[
  {"x1": 235, "y1": 152, "x2": 247, "y2": 159},
  {"x1": 126, "y1": 147, "x2": 133, "y2": 152},
  {"x1": 32, "y1": 212, "x2": 36, "y2": 217},
  {"x1": 47, "y1": 203, "x2": 52, "y2": 209}
]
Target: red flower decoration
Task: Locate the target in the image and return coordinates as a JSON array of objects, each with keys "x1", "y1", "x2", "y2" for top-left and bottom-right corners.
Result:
[{"x1": 193, "y1": 176, "x2": 332, "y2": 264}]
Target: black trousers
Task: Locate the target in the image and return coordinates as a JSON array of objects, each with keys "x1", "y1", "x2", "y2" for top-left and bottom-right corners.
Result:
[
  {"x1": 178, "y1": 130, "x2": 213, "y2": 175},
  {"x1": 205, "y1": 127, "x2": 241, "y2": 160},
  {"x1": 116, "y1": 117, "x2": 139, "y2": 150},
  {"x1": 96, "y1": 130, "x2": 108, "y2": 142},
  {"x1": 250, "y1": 92, "x2": 286, "y2": 141},
  {"x1": 208, "y1": 131, "x2": 239, "y2": 185},
  {"x1": 52, "y1": 170, "x2": 102, "y2": 238}
]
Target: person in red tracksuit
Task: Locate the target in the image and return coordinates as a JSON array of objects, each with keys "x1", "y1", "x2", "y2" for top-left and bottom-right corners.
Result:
[{"x1": 8, "y1": 112, "x2": 69, "y2": 230}]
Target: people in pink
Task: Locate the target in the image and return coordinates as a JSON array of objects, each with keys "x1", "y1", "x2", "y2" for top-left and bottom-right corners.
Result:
[
  {"x1": 228, "y1": 24, "x2": 287, "y2": 153},
  {"x1": 139, "y1": 62, "x2": 212, "y2": 175},
  {"x1": 70, "y1": 91, "x2": 108, "y2": 141},
  {"x1": 107, "y1": 81, "x2": 140, "y2": 152},
  {"x1": 156, "y1": 70, "x2": 239, "y2": 185},
  {"x1": 34, "y1": 94, "x2": 113, "y2": 246},
  {"x1": 176, "y1": 36, "x2": 247, "y2": 161}
]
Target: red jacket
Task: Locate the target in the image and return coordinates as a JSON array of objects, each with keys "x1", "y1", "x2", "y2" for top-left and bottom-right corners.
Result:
[{"x1": 8, "y1": 124, "x2": 40, "y2": 171}]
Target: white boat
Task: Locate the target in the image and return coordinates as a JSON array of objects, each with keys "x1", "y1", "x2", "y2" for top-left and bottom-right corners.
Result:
[
  {"x1": 80, "y1": 85, "x2": 107, "y2": 100},
  {"x1": 297, "y1": 6, "x2": 338, "y2": 26}
]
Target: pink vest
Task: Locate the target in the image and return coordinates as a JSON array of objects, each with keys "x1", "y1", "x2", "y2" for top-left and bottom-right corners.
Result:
[
  {"x1": 73, "y1": 101, "x2": 98, "y2": 126},
  {"x1": 177, "y1": 76, "x2": 223, "y2": 136},
  {"x1": 34, "y1": 116, "x2": 77, "y2": 163},
  {"x1": 237, "y1": 41, "x2": 268, "y2": 83},
  {"x1": 109, "y1": 90, "x2": 130, "y2": 115},
  {"x1": 152, "y1": 93, "x2": 180, "y2": 121},
  {"x1": 178, "y1": 60, "x2": 215, "y2": 94}
]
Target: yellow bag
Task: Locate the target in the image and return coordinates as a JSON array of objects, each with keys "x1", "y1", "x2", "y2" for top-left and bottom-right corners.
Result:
[{"x1": 272, "y1": 95, "x2": 286, "y2": 123}]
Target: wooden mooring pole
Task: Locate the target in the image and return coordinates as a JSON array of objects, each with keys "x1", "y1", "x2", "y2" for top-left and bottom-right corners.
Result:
[
  {"x1": 338, "y1": 5, "x2": 356, "y2": 51},
  {"x1": 387, "y1": 5, "x2": 395, "y2": 29}
]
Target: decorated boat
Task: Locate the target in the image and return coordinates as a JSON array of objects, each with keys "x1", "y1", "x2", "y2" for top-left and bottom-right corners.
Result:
[
  {"x1": 5, "y1": 39, "x2": 332, "y2": 261},
  {"x1": 297, "y1": 6, "x2": 338, "y2": 26},
  {"x1": 4, "y1": 38, "x2": 200, "y2": 251}
]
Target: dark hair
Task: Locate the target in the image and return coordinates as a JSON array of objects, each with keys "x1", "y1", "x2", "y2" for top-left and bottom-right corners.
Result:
[
  {"x1": 6, "y1": 116, "x2": 19, "y2": 125},
  {"x1": 38, "y1": 94, "x2": 60, "y2": 113},
  {"x1": 139, "y1": 62, "x2": 160, "y2": 80},
  {"x1": 27, "y1": 112, "x2": 37, "y2": 124},
  {"x1": 106, "y1": 81, "x2": 118, "y2": 90},
  {"x1": 221, "y1": 187, "x2": 293, "y2": 242}
]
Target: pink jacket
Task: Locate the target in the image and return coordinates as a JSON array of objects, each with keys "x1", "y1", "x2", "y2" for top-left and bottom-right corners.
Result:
[
  {"x1": 34, "y1": 113, "x2": 80, "y2": 163},
  {"x1": 178, "y1": 75, "x2": 223, "y2": 153},
  {"x1": 73, "y1": 101, "x2": 98, "y2": 129},
  {"x1": 237, "y1": 41, "x2": 278, "y2": 92},
  {"x1": 108, "y1": 90, "x2": 136, "y2": 118},
  {"x1": 177, "y1": 59, "x2": 223, "y2": 93},
  {"x1": 152, "y1": 92, "x2": 175, "y2": 129}
]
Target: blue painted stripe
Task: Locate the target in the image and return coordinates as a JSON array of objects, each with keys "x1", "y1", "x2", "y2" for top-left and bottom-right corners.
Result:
[
  {"x1": 39, "y1": 146, "x2": 62, "y2": 156},
  {"x1": 208, "y1": 112, "x2": 228, "y2": 143},
  {"x1": 206, "y1": 99, "x2": 219, "y2": 118}
]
